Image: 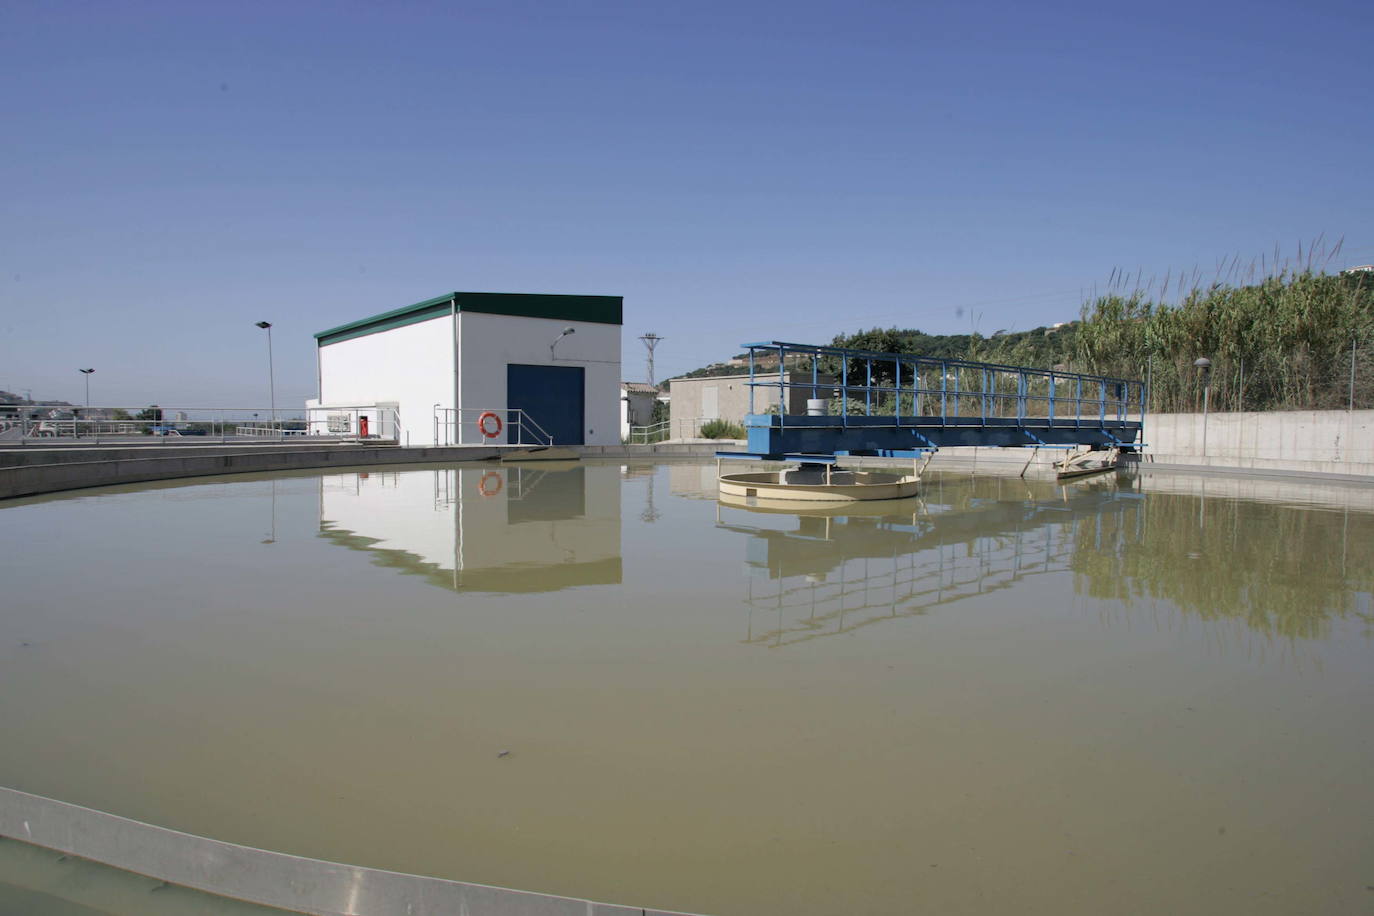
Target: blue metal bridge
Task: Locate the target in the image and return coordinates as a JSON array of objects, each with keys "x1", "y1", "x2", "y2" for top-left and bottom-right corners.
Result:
[{"x1": 729, "y1": 341, "x2": 1145, "y2": 461}]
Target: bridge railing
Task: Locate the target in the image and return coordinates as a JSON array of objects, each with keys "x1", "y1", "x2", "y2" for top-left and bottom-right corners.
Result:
[{"x1": 741, "y1": 341, "x2": 1146, "y2": 430}]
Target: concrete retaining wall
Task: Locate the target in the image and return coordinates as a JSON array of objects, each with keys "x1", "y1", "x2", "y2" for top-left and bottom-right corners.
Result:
[
  {"x1": 0, "y1": 445, "x2": 495, "y2": 501},
  {"x1": 0, "y1": 443, "x2": 734, "y2": 500},
  {"x1": 1144, "y1": 409, "x2": 1374, "y2": 476},
  {"x1": 6, "y1": 410, "x2": 1373, "y2": 501}
]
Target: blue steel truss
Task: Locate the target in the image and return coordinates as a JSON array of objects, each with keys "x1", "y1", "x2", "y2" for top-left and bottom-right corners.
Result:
[{"x1": 729, "y1": 340, "x2": 1146, "y2": 460}]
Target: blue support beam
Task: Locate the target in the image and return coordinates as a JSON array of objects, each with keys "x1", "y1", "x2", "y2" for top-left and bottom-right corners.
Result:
[{"x1": 745, "y1": 414, "x2": 1139, "y2": 456}]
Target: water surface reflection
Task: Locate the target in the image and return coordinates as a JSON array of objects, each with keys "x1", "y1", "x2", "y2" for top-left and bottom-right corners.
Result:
[
  {"x1": 2, "y1": 462, "x2": 1373, "y2": 916},
  {"x1": 719, "y1": 479, "x2": 1139, "y2": 646},
  {"x1": 314, "y1": 462, "x2": 1374, "y2": 650},
  {"x1": 319, "y1": 464, "x2": 621, "y2": 592},
  {"x1": 711, "y1": 471, "x2": 1374, "y2": 648}
]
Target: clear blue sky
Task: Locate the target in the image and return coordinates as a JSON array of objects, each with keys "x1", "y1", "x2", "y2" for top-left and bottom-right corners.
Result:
[{"x1": 3, "y1": 0, "x2": 1371, "y2": 407}]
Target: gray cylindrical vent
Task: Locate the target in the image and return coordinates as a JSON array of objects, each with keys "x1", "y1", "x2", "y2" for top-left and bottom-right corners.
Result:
[{"x1": 806, "y1": 399, "x2": 829, "y2": 416}]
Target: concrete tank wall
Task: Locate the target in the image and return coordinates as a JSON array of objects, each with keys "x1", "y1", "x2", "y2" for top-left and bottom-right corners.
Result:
[{"x1": 1145, "y1": 409, "x2": 1374, "y2": 476}]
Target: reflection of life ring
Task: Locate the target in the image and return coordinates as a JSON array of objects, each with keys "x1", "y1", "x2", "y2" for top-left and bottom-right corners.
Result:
[
  {"x1": 477, "y1": 411, "x2": 503, "y2": 439},
  {"x1": 478, "y1": 471, "x2": 504, "y2": 497}
]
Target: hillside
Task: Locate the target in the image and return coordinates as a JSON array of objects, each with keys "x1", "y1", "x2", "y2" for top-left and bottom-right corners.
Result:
[
  {"x1": 669, "y1": 323, "x2": 1080, "y2": 385},
  {"x1": 670, "y1": 269, "x2": 1374, "y2": 412}
]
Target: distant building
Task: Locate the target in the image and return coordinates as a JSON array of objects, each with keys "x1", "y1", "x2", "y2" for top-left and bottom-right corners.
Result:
[
  {"x1": 669, "y1": 371, "x2": 836, "y2": 438},
  {"x1": 620, "y1": 382, "x2": 660, "y2": 438}
]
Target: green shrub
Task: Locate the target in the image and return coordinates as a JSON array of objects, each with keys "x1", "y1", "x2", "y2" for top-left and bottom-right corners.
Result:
[{"x1": 699, "y1": 419, "x2": 746, "y2": 439}]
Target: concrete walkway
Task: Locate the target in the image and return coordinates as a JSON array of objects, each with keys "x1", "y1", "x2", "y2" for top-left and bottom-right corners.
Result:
[
  {"x1": 0, "y1": 441, "x2": 735, "y2": 500},
  {"x1": 4, "y1": 436, "x2": 1372, "y2": 501},
  {"x1": 0, "y1": 787, "x2": 699, "y2": 916}
]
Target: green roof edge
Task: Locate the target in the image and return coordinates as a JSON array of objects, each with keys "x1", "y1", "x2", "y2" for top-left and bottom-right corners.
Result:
[{"x1": 315, "y1": 291, "x2": 623, "y2": 347}]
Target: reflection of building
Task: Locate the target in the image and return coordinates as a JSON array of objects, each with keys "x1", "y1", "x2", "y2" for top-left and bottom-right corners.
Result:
[
  {"x1": 319, "y1": 464, "x2": 621, "y2": 592},
  {"x1": 720, "y1": 477, "x2": 1142, "y2": 647},
  {"x1": 669, "y1": 463, "x2": 721, "y2": 499}
]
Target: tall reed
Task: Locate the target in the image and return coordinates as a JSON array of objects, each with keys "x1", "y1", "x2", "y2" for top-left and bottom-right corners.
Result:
[{"x1": 1074, "y1": 270, "x2": 1374, "y2": 412}]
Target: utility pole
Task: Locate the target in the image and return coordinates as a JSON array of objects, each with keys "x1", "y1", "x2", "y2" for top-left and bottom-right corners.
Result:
[
  {"x1": 1351, "y1": 338, "x2": 1358, "y2": 411},
  {"x1": 639, "y1": 333, "x2": 664, "y2": 386},
  {"x1": 1194, "y1": 357, "x2": 1212, "y2": 457}
]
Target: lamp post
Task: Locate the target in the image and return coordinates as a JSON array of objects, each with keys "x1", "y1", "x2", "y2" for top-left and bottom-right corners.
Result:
[
  {"x1": 550, "y1": 326, "x2": 576, "y2": 359},
  {"x1": 1194, "y1": 357, "x2": 1212, "y2": 457},
  {"x1": 78, "y1": 368, "x2": 94, "y2": 407},
  {"x1": 256, "y1": 322, "x2": 276, "y2": 434}
]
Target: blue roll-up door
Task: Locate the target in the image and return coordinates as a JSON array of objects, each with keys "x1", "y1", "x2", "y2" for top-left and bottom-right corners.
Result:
[{"x1": 506, "y1": 364, "x2": 585, "y2": 445}]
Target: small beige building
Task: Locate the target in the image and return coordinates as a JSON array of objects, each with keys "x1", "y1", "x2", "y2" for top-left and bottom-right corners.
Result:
[
  {"x1": 669, "y1": 371, "x2": 835, "y2": 438},
  {"x1": 619, "y1": 382, "x2": 660, "y2": 439}
]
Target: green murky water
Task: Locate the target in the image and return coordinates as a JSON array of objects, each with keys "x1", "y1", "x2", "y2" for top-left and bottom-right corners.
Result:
[{"x1": 1, "y1": 461, "x2": 1372, "y2": 915}]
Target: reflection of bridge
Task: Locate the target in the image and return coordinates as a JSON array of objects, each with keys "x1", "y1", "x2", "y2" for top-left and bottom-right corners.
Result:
[
  {"x1": 732, "y1": 341, "x2": 1145, "y2": 460},
  {"x1": 719, "y1": 478, "x2": 1142, "y2": 647}
]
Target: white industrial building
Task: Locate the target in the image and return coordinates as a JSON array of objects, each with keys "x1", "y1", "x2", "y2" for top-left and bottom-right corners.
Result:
[{"x1": 308, "y1": 291, "x2": 623, "y2": 447}]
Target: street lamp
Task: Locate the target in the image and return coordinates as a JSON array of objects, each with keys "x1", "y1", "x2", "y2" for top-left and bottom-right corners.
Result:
[
  {"x1": 78, "y1": 368, "x2": 94, "y2": 407},
  {"x1": 1194, "y1": 357, "x2": 1212, "y2": 457},
  {"x1": 550, "y1": 326, "x2": 575, "y2": 359},
  {"x1": 256, "y1": 322, "x2": 276, "y2": 434}
]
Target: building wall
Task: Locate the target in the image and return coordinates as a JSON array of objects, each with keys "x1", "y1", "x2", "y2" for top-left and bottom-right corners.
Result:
[
  {"x1": 1145, "y1": 409, "x2": 1374, "y2": 472},
  {"x1": 314, "y1": 309, "x2": 621, "y2": 447},
  {"x1": 456, "y1": 311, "x2": 621, "y2": 446},
  {"x1": 316, "y1": 314, "x2": 453, "y2": 445},
  {"x1": 669, "y1": 373, "x2": 835, "y2": 438},
  {"x1": 620, "y1": 390, "x2": 656, "y2": 438}
]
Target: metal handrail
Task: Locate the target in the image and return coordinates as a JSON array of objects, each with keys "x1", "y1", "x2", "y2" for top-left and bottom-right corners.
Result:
[
  {"x1": 627, "y1": 419, "x2": 671, "y2": 444},
  {"x1": 517, "y1": 410, "x2": 554, "y2": 446},
  {"x1": 737, "y1": 341, "x2": 1146, "y2": 431},
  {"x1": 305, "y1": 405, "x2": 403, "y2": 443},
  {"x1": 432, "y1": 407, "x2": 555, "y2": 446},
  {"x1": 0, "y1": 404, "x2": 404, "y2": 445},
  {"x1": 744, "y1": 339, "x2": 1140, "y2": 384},
  {"x1": 0, "y1": 406, "x2": 304, "y2": 445}
]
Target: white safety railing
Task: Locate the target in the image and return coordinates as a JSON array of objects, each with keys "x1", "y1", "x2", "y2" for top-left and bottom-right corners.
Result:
[
  {"x1": 627, "y1": 419, "x2": 671, "y2": 444},
  {"x1": 237, "y1": 424, "x2": 309, "y2": 437},
  {"x1": 433, "y1": 407, "x2": 555, "y2": 446},
  {"x1": 303, "y1": 405, "x2": 403, "y2": 443},
  {"x1": 0, "y1": 405, "x2": 401, "y2": 445}
]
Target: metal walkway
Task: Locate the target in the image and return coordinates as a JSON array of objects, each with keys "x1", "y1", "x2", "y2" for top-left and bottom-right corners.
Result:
[{"x1": 728, "y1": 341, "x2": 1145, "y2": 461}]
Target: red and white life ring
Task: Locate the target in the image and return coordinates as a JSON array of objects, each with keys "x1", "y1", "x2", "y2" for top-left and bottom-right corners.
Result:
[
  {"x1": 478, "y1": 470, "x2": 504, "y2": 497},
  {"x1": 476, "y1": 411, "x2": 503, "y2": 439}
]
